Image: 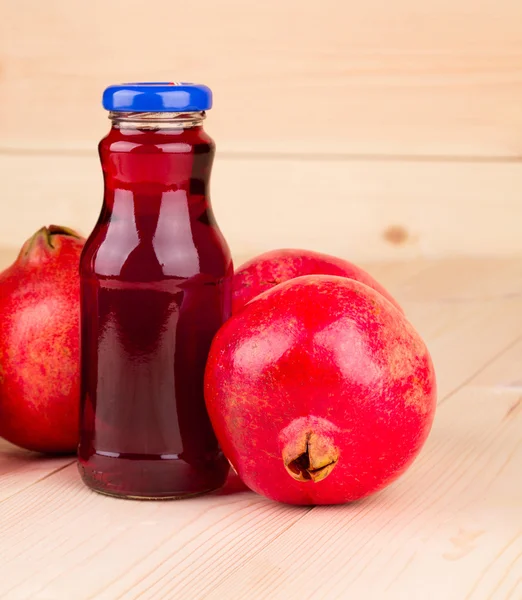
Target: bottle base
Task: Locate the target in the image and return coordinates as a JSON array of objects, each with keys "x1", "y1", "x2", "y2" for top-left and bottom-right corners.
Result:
[
  {"x1": 86, "y1": 484, "x2": 220, "y2": 501},
  {"x1": 78, "y1": 450, "x2": 229, "y2": 500}
]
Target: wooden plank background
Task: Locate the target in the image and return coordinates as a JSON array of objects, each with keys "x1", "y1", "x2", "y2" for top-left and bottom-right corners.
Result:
[{"x1": 0, "y1": 0, "x2": 521, "y2": 260}]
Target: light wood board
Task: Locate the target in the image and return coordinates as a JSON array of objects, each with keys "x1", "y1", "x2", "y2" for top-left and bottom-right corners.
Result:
[
  {"x1": 1, "y1": 0, "x2": 522, "y2": 157},
  {"x1": 2, "y1": 154, "x2": 522, "y2": 261},
  {"x1": 0, "y1": 255, "x2": 520, "y2": 599}
]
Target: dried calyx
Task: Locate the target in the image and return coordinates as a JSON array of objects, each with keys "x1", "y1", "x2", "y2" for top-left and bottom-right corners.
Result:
[
  {"x1": 18, "y1": 225, "x2": 83, "y2": 263},
  {"x1": 283, "y1": 431, "x2": 339, "y2": 483}
]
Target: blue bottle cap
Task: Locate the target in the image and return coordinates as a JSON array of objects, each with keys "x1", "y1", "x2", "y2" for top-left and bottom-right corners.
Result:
[{"x1": 102, "y1": 82, "x2": 213, "y2": 112}]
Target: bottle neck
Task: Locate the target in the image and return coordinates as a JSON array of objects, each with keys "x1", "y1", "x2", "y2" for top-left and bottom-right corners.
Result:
[
  {"x1": 109, "y1": 111, "x2": 206, "y2": 130},
  {"x1": 100, "y1": 111, "x2": 214, "y2": 202}
]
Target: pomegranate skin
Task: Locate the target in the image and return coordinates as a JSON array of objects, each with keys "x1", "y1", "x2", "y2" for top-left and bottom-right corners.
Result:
[
  {"x1": 205, "y1": 275, "x2": 436, "y2": 505},
  {"x1": 232, "y1": 248, "x2": 402, "y2": 313},
  {"x1": 0, "y1": 226, "x2": 85, "y2": 453}
]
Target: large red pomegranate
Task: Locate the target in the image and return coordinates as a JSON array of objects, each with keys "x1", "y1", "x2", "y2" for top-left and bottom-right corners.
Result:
[
  {"x1": 232, "y1": 248, "x2": 402, "y2": 313},
  {"x1": 0, "y1": 226, "x2": 85, "y2": 453},
  {"x1": 205, "y1": 275, "x2": 436, "y2": 505}
]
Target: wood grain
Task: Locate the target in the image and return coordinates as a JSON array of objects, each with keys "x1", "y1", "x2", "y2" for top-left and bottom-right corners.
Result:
[
  {"x1": 0, "y1": 467, "x2": 310, "y2": 600},
  {"x1": 0, "y1": 439, "x2": 73, "y2": 503},
  {"x1": 0, "y1": 379, "x2": 519, "y2": 599},
  {"x1": 2, "y1": 154, "x2": 522, "y2": 261},
  {"x1": 1, "y1": 0, "x2": 522, "y2": 157},
  {"x1": 202, "y1": 386, "x2": 522, "y2": 600},
  {"x1": 404, "y1": 297, "x2": 522, "y2": 401},
  {"x1": 0, "y1": 257, "x2": 520, "y2": 599}
]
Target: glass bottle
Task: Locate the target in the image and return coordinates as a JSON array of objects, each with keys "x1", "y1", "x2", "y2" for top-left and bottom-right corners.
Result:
[{"x1": 78, "y1": 83, "x2": 232, "y2": 499}]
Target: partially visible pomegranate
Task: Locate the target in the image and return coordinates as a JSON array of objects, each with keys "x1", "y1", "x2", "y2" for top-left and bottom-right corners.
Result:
[
  {"x1": 0, "y1": 226, "x2": 85, "y2": 453},
  {"x1": 232, "y1": 248, "x2": 402, "y2": 313},
  {"x1": 205, "y1": 275, "x2": 436, "y2": 505}
]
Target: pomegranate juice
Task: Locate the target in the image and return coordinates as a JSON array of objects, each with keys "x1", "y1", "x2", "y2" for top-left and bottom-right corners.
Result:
[{"x1": 78, "y1": 84, "x2": 232, "y2": 499}]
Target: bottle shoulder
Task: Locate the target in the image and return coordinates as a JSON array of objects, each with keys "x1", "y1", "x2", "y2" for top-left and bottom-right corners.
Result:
[{"x1": 81, "y1": 218, "x2": 232, "y2": 281}]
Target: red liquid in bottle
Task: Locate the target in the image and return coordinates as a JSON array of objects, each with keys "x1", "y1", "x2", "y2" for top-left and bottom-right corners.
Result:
[{"x1": 78, "y1": 114, "x2": 232, "y2": 498}]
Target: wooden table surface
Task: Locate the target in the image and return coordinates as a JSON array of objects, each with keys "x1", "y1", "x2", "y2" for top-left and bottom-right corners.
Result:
[{"x1": 0, "y1": 256, "x2": 521, "y2": 599}]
